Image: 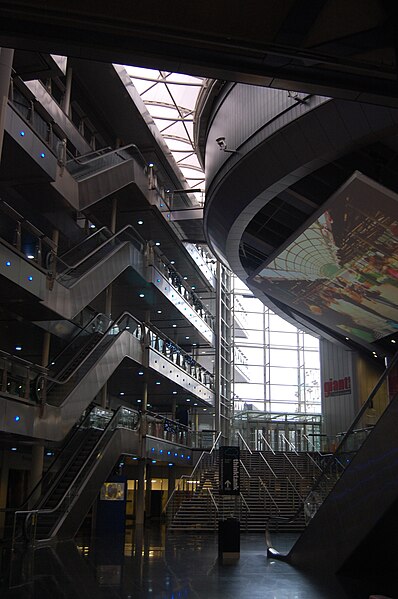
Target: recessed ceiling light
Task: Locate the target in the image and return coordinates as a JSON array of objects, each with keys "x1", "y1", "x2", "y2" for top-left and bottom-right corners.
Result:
[
  {"x1": 157, "y1": 310, "x2": 162, "y2": 314},
  {"x1": 170, "y1": 261, "x2": 175, "y2": 264},
  {"x1": 139, "y1": 293, "x2": 145, "y2": 298},
  {"x1": 27, "y1": 254, "x2": 35, "y2": 259},
  {"x1": 194, "y1": 403, "x2": 198, "y2": 406},
  {"x1": 120, "y1": 392, "x2": 125, "y2": 396},
  {"x1": 185, "y1": 336, "x2": 190, "y2": 340},
  {"x1": 156, "y1": 381, "x2": 160, "y2": 385},
  {"x1": 172, "y1": 324, "x2": 177, "y2": 328},
  {"x1": 15, "y1": 346, "x2": 22, "y2": 351},
  {"x1": 138, "y1": 371, "x2": 144, "y2": 375},
  {"x1": 137, "y1": 399, "x2": 142, "y2": 403},
  {"x1": 137, "y1": 220, "x2": 144, "y2": 225},
  {"x1": 392, "y1": 340, "x2": 396, "y2": 344},
  {"x1": 155, "y1": 242, "x2": 161, "y2": 246},
  {"x1": 186, "y1": 398, "x2": 191, "y2": 402},
  {"x1": 172, "y1": 391, "x2": 177, "y2": 395},
  {"x1": 183, "y1": 276, "x2": 188, "y2": 280}
]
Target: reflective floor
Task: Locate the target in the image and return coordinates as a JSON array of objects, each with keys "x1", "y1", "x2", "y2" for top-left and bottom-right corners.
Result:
[{"x1": 0, "y1": 527, "x2": 396, "y2": 598}]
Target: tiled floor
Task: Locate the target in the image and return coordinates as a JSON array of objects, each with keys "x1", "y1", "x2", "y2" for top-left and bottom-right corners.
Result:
[{"x1": 0, "y1": 527, "x2": 396, "y2": 598}]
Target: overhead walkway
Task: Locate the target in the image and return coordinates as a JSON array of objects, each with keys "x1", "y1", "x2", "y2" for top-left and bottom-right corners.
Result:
[
  {"x1": 267, "y1": 353, "x2": 398, "y2": 573},
  {"x1": 0, "y1": 312, "x2": 215, "y2": 441}
]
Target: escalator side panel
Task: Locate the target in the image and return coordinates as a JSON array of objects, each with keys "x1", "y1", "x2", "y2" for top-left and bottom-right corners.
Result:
[
  {"x1": 288, "y1": 392, "x2": 398, "y2": 572},
  {"x1": 55, "y1": 428, "x2": 139, "y2": 540},
  {"x1": 0, "y1": 331, "x2": 143, "y2": 441},
  {"x1": 44, "y1": 243, "x2": 145, "y2": 319}
]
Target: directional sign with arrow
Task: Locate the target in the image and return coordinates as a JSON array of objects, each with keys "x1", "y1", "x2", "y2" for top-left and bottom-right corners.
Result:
[{"x1": 219, "y1": 446, "x2": 240, "y2": 495}]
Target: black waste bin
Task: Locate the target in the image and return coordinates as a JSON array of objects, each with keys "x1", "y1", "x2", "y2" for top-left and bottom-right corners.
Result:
[{"x1": 218, "y1": 518, "x2": 240, "y2": 559}]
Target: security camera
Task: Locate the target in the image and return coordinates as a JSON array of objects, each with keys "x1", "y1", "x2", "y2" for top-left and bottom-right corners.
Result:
[{"x1": 216, "y1": 136, "x2": 226, "y2": 150}]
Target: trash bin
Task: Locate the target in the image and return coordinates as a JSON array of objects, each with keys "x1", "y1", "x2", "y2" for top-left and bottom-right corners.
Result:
[{"x1": 218, "y1": 518, "x2": 240, "y2": 560}]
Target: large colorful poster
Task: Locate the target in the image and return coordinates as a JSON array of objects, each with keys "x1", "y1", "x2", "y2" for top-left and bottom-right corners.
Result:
[{"x1": 250, "y1": 172, "x2": 398, "y2": 345}]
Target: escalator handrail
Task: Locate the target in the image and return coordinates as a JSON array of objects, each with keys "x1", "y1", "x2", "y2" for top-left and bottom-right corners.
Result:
[
  {"x1": 45, "y1": 311, "x2": 108, "y2": 373},
  {"x1": 65, "y1": 146, "x2": 112, "y2": 163},
  {"x1": 56, "y1": 226, "x2": 111, "y2": 263},
  {"x1": 36, "y1": 312, "x2": 143, "y2": 394},
  {"x1": 28, "y1": 406, "x2": 140, "y2": 526},
  {"x1": 66, "y1": 142, "x2": 148, "y2": 171},
  {"x1": 0, "y1": 403, "x2": 98, "y2": 514},
  {"x1": 47, "y1": 224, "x2": 145, "y2": 279}
]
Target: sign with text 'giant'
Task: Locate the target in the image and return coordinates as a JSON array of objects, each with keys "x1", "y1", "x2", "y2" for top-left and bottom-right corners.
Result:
[{"x1": 219, "y1": 446, "x2": 240, "y2": 495}]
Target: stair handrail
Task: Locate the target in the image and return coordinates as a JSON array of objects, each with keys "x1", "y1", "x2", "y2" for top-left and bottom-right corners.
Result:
[
  {"x1": 46, "y1": 223, "x2": 145, "y2": 278},
  {"x1": 258, "y1": 452, "x2": 278, "y2": 479},
  {"x1": 66, "y1": 142, "x2": 148, "y2": 171},
  {"x1": 305, "y1": 451, "x2": 323, "y2": 473},
  {"x1": 36, "y1": 312, "x2": 143, "y2": 397},
  {"x1": 239, "y1": 459, "x2": 251, "y2": 479},
  {"x1": 236, "y1": 431, "x2": 252, "y2": 454},
  {"x1": 283, "y1": 452, "x2": 304, "y2": 479},
  {"x1": 240, "y1": 492, "x2": 250, "y2": 512},
  {"x1": 0, "y1": 403, "x2": 98, "y2": 515},
  {"x1": 207, "y1": 488, "x2": 218, "y2": 512},
  {"x1": 302, "y1": 433, "x2": 323, "y2": 457},
  {"x1": 280, "y1": 433, "x2": 298, "y2": 455},
  {"x1": 258, "y1": 431, "x2": 275, "y2": 455},
  {"x1": 286, "y1": 476, "x2": 304, "y2": 501},
  {"x1": 162, "y1": 431, "x2": 221, "y2": 514},
  {"x1": 18, "y1": 405, "x2": 140, "y2": 542},
  {"x1": 258, "y1": 476, "x2": 280, "y2": 513}
]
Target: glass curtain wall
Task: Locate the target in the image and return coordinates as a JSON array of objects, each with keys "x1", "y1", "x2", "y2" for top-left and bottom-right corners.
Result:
[{"x1": 233, "y1": 277, "x2": 321, "y2": 416}]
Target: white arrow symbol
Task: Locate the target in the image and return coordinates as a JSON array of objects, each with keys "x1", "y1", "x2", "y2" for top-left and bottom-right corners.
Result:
[{"x1": 224, "y1": 480, "x2": 231, "y2": 489}]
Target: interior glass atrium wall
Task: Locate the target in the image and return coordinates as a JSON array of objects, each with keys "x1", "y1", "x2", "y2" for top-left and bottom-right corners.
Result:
[{"x1": 233, "y1": 278, "x2": 321, "y2": 415}]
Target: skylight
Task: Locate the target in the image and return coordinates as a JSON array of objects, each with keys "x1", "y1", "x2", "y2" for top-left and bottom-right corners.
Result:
[{"x1": 125, "y1": 66, "x2": 205, "y2": 201}]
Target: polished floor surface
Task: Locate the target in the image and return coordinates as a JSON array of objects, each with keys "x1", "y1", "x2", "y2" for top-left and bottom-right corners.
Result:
[{"x1": 0, "y1": 527, "x2": 396, "y2": 598}]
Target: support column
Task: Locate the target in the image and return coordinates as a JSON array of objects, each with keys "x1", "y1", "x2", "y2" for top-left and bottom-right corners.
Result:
[
  {"x1": 101, "y1": 198, "x2": 118, "y2": 409},
  {"x1": 61, "y1": 66, "x2": 72, "y2": 116},
  {"x1": 215, "y1": 262, "x2": 222, "y2": 435},
  {"x1": 0, "y1": 48, "x2": 14, "y2": 161},
  {"x1": 145, "y1": 462, "x2": 152, "y2": 519},
  {"x1": 135, "y1": 460, "x2": 146, "y2": 526}
]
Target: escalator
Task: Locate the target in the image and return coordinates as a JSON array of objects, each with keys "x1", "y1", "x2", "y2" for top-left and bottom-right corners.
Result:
[
  {"x1": 267, "y1": 352, "x2": 398, "y2": 573},
  {"x1": 44, "y1": 224, "x2": 146, "y2": 319},
  {"x1": 1, "y1": 311, "x2": 214, "y2": 441},
  {"x1": 12, "y1": 404, "x2": 140, "y2": 542},
  {"x1": 62, "y1": 144, "x2": 149, "y2": 210}
]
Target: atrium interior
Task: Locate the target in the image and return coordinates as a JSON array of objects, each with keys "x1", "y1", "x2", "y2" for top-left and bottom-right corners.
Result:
[{"x1": 1, "y1": 2, "x2": 398, "y2": 598}]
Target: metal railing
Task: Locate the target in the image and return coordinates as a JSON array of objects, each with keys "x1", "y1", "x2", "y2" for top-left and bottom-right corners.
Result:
[
  {"x1": 65, "y1": 143, "x2": 148, "y2": 178},
  {"x1": 0, "y1": 349, "x2": 48, "y2": 403},
  {"x1": 162, "y1": 432, "x2": 221, "y2": 520},
  {"x1": 149, "y1": 247, "x2": 215, "y2": 330},
  {"x1": 46, "y1": 224, "x2": 144, "y2": 285},
  {"x1": 12, "y1": 405, "x2": 140, "y2": 544},
  {"x1": 0, "y1": 200, "x2": 56, "y2": 268}
]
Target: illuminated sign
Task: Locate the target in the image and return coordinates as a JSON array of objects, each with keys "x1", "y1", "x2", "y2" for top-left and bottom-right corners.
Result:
[{"x1": 324, "y1": 376, "x2": 351, "y2": 397}]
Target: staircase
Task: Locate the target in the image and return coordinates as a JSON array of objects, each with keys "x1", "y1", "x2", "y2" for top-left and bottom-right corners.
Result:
[{"x1": 167, "y1": 449, "x2": 323, "y2": 533}]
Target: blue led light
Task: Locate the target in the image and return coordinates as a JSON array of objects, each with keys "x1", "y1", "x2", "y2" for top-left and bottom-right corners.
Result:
[
  {"x1": 151, "y1": 447, "x2": 155, "y2": 452},
  {"x1": 167, "y1": 451, "x2": 171, "y2": 455},
  {"x1": 40, "y1": 152, "x2": 45, "y2": 158},
  {"x1": 160, "y1": 449, "x2": 163, "y2": 454},
  {"x1": 174, "y1": 452, "x2": 178, "y2": 457},
  {"x1": 187, "y1": 456, "x2": 191, "y2": 460},
  {"x1": 5, "y1": 261, "x2": 11, "y2": 267},
  {"x1": 181, "y1": 454, "x2": 184, "y2": 459},
  {"x1": 14, "y1": 416, "x2": 20, "y2": 422},
  {"x1": 28, "y1": 275, "x2": 33, "y2": 281},
  {"x1": 20, "y1": 131, "x2": 25, "y2": 137},
  {"x1": 157, "y1": 278, "x2": 161, "y2": 283}
]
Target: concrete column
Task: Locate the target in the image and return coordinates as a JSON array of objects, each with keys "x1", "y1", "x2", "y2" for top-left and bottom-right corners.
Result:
[
  {"x1": 101, "y1": 198, "x2": 118, "y2": 408},
  {"x1": 167, "y1": 466, "x2": 176, "y2": 500},
  {"x1": 135, "y1": 460, "x2": 146, "y2": 525},
  {"x1": 61, "y1": 66, "x2": 72, "y2": 116},
  {"x1": 0, "y1": 48, "x2": 14, "y2": 161},
  {"x1": 145, "y1": 462, "x2": 152, "y2": 518}
]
